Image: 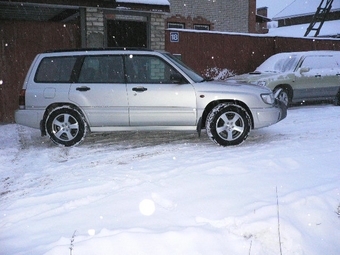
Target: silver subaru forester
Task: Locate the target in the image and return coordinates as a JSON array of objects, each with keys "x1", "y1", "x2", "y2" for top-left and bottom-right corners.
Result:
[{"x1": 15, "y1": 49, "x2": 287, "y2": 147}]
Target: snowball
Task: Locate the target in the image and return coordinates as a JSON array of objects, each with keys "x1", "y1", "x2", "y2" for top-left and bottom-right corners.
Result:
[{"x1": 139, "y1": 199, "x2": 155, "y2": 216}]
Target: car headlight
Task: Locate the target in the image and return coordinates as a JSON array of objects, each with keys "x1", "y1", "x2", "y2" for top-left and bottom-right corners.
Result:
[
  {"x1": 257, "y1": 81, "x2": 267, "y2": 86},
  {"x1": 261, "y1": 93, "x2": 275, "y2": 105}
]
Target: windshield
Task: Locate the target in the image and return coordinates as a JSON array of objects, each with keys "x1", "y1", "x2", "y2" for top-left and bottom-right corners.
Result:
[
  {"x1": 255, "y1": 53, "x2": 300, "y2": 73},
  {"x1": 162, "y1": 53, "x2": 204, "y2": 82}
]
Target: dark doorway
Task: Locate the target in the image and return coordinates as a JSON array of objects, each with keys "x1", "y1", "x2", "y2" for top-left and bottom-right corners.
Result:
[{"x1": 107, "y1": 20, "x2": 147, "y2": 48}]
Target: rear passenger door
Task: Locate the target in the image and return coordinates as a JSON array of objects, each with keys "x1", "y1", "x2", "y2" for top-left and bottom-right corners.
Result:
[
  {"x1": 125, "y1": 54, "x2": 197, "y2": 126},
  {"x1": 69, "y1": 55, "x2": 129, "y2": 127}
]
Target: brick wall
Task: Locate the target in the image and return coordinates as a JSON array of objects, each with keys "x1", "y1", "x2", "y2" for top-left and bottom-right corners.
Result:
[
  {"x1": 86, "y1": 7, "x2": 105, "y2": 47},
  {"x1": 150, "y1": 13, "x2": 166, "y2": 50},
  {"x1": 167, "y1": 0, "x2": 250, "y2": 32}
]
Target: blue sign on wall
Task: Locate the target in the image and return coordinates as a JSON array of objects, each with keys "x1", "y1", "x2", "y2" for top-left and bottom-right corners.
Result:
[{"x1": 170, "y1": 32, "x2": 179, "y2": 42}]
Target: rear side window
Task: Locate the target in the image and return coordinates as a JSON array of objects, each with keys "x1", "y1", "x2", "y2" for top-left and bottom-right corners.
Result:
[
  {"x1": 35, "y1": 56, "x2": 77, "y2": 83},
  {"x1": 78, "y1": 55, "x2": 125, "y2": 83},
  {"x1": 300, "y1": 55, "x2": 339, "y2": 69}
]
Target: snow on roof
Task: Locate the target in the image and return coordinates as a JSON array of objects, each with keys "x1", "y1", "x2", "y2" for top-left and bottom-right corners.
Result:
[
  {"x1": 267, "y1": 19, "x2": 340, "y2": 38},
  {"x1": 273, "y1": 0, "x2": 340, "y2": 20},
  {"x1": 116, "y1": 0, "x2": 170, "y2": 5}
]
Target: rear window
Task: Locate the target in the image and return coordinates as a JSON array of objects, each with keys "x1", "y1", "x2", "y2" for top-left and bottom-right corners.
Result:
[{"x1": 35, "y1": 56, "x2": 77, "y2": 83}]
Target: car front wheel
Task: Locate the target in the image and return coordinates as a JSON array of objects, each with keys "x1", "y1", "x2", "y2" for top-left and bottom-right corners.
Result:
[
  {"x1": 274, "y1": 87, "x2": 290, "y2": 106},
  {"x1": 336, "y1": 89, "x2": 340, "y2": 106},
  {"x1": 206, "y1": 103, "x2": 251, "y2": 146},
  {"x1": 45, "y1": 106, "x2": 87, "y2": 147}
]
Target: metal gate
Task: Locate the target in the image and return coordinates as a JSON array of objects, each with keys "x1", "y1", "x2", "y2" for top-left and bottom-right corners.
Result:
[{"x1": 0, "y1": 20, "x2": 80, "y2": 123}]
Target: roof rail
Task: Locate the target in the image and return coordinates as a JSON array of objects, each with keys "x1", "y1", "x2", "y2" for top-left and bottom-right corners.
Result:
[{"x1": 45, "y1": 47, "x2": 153, "y2": 53}]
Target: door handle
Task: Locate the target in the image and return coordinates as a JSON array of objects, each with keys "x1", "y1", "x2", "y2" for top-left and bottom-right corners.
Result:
[
  {"x1": 76, "y1": 86, "x2": 91, "y2": 91},
  {"x1": 132, "y1": 86, "x2": 148, "y2": 92}
]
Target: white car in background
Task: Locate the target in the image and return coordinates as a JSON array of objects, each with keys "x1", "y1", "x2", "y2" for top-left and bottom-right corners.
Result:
[{"x1": 229, "y1": 51, "x2": 340, "y2": 106}]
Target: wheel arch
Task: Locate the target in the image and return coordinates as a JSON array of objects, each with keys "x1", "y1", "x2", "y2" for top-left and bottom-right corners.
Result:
[
  {"x1": 40, "y1": 103, "x2": 89, "y2": 136},
  {"x1": 199, "y1": 100, "x2": 254, "y2": 130}
]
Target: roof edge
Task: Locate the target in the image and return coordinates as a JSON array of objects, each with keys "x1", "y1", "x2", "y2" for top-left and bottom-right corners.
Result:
[{"x1": 273, "y1": 8, "x2": 340, "y2": 21}]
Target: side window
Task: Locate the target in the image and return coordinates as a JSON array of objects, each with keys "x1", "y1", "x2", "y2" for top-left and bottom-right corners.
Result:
[
  {"x1": 35, "y1": 56, "x2": 77, "y2": 83},
  {"x1": 78, "y1": 55, "x2": 124, "y2": 83},
  {"x1": 125, "y1": 55, "x2": 182, "y2": 84},
  {"x1": 300, "y1": 56, "x2": 338, "y2": 69}
]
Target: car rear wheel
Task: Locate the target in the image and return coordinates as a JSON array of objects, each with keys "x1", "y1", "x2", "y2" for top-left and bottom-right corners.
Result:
[
  {"x1": 45, "y1": 106, "x2": 87, "y2": 147},
  {"x1": 206, "y1": 103, "x2": 251, "y2": 146}
]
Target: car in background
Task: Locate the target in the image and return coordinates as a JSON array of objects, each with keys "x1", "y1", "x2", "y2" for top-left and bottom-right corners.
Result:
[
  {"x1": 228, "y1": 51, "x2": 340, "y2": 106},
  {"x1": 15, "y1": 49, "x2": 286, "y2": 147}
]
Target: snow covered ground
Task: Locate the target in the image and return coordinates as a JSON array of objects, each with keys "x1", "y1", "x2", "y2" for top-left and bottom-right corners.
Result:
[{"x1": 1, "y1": 104, "x2": 340, "y2": 255}]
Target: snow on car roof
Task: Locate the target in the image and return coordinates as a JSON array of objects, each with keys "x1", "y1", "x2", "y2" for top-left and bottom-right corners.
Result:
[
  {"x1": 255, "y1": 50, "x2": 340, "y2": 72},
  {"x1": 116, "y1": 0, "x2": 170, "y2": 5}
]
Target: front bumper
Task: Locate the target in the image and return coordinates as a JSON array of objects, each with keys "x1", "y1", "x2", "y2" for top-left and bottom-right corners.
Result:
[
  {"x1": 276, "y1": 99, "x2": 288, "y2": 121},
  {"x1": 251, "y1": 99, "x2": 287, "y2": 129}
]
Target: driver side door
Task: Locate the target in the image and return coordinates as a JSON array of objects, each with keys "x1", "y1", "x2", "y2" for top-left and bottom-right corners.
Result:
[{"x1": 125, "y1": 54, "x2": 197, "y2": 126}]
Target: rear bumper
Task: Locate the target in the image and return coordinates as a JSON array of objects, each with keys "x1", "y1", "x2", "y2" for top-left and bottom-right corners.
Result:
[
  {"x1": 251, "y1": 99, "x2": 287, "y2": 129},
  {"x1": 15, "y1": 109, "x2": 44, "y2": 129}
]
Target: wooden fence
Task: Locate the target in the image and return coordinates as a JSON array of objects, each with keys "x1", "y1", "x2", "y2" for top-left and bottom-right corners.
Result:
[
  {"x1": 165, "y1": 29, "x2": 340, "y2": 76},
  {"x1": 0, "y1": 21, "x2": 80, "y2": 123}
]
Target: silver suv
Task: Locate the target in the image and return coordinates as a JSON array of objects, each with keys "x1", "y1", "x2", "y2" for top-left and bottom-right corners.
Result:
[{"x1": 15, "y1": 49, "x2": 287, "y2": 147}]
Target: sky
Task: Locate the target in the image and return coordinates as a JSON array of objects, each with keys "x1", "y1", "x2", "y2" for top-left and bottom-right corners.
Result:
[{"x1": 257, "y1": 0, "x2": 295, "y2": 18}]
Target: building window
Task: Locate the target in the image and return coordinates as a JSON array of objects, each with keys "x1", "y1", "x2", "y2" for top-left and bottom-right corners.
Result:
[
  {"x1": 168, "y1": 22, "x2": 185, "y2": 29},
  {"x1": 194, "y1": 24, "x2": 210, "y2": 30}
]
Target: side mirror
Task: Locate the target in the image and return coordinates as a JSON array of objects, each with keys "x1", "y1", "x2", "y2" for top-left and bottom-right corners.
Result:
[
  {"x1": 170, "y1": 73, "x2": 185, "y2": 84},
  {"x1": 300, "y1": 67, "x2": 310, "y2": 74}
]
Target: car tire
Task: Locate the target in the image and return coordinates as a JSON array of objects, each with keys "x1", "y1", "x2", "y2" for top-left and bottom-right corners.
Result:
[
  {"x1": 274, "y1": 87, "x2": 290, "y2": 106},
  {"x1": 206, "y1": 103, "x2": 251, "y2": 146},
  {"x1": 45, "y1": 106, "x2": 87, "y2": 147},
  {"x1": 335, "y1": 89, "x2": 340, "y2": 106}
]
